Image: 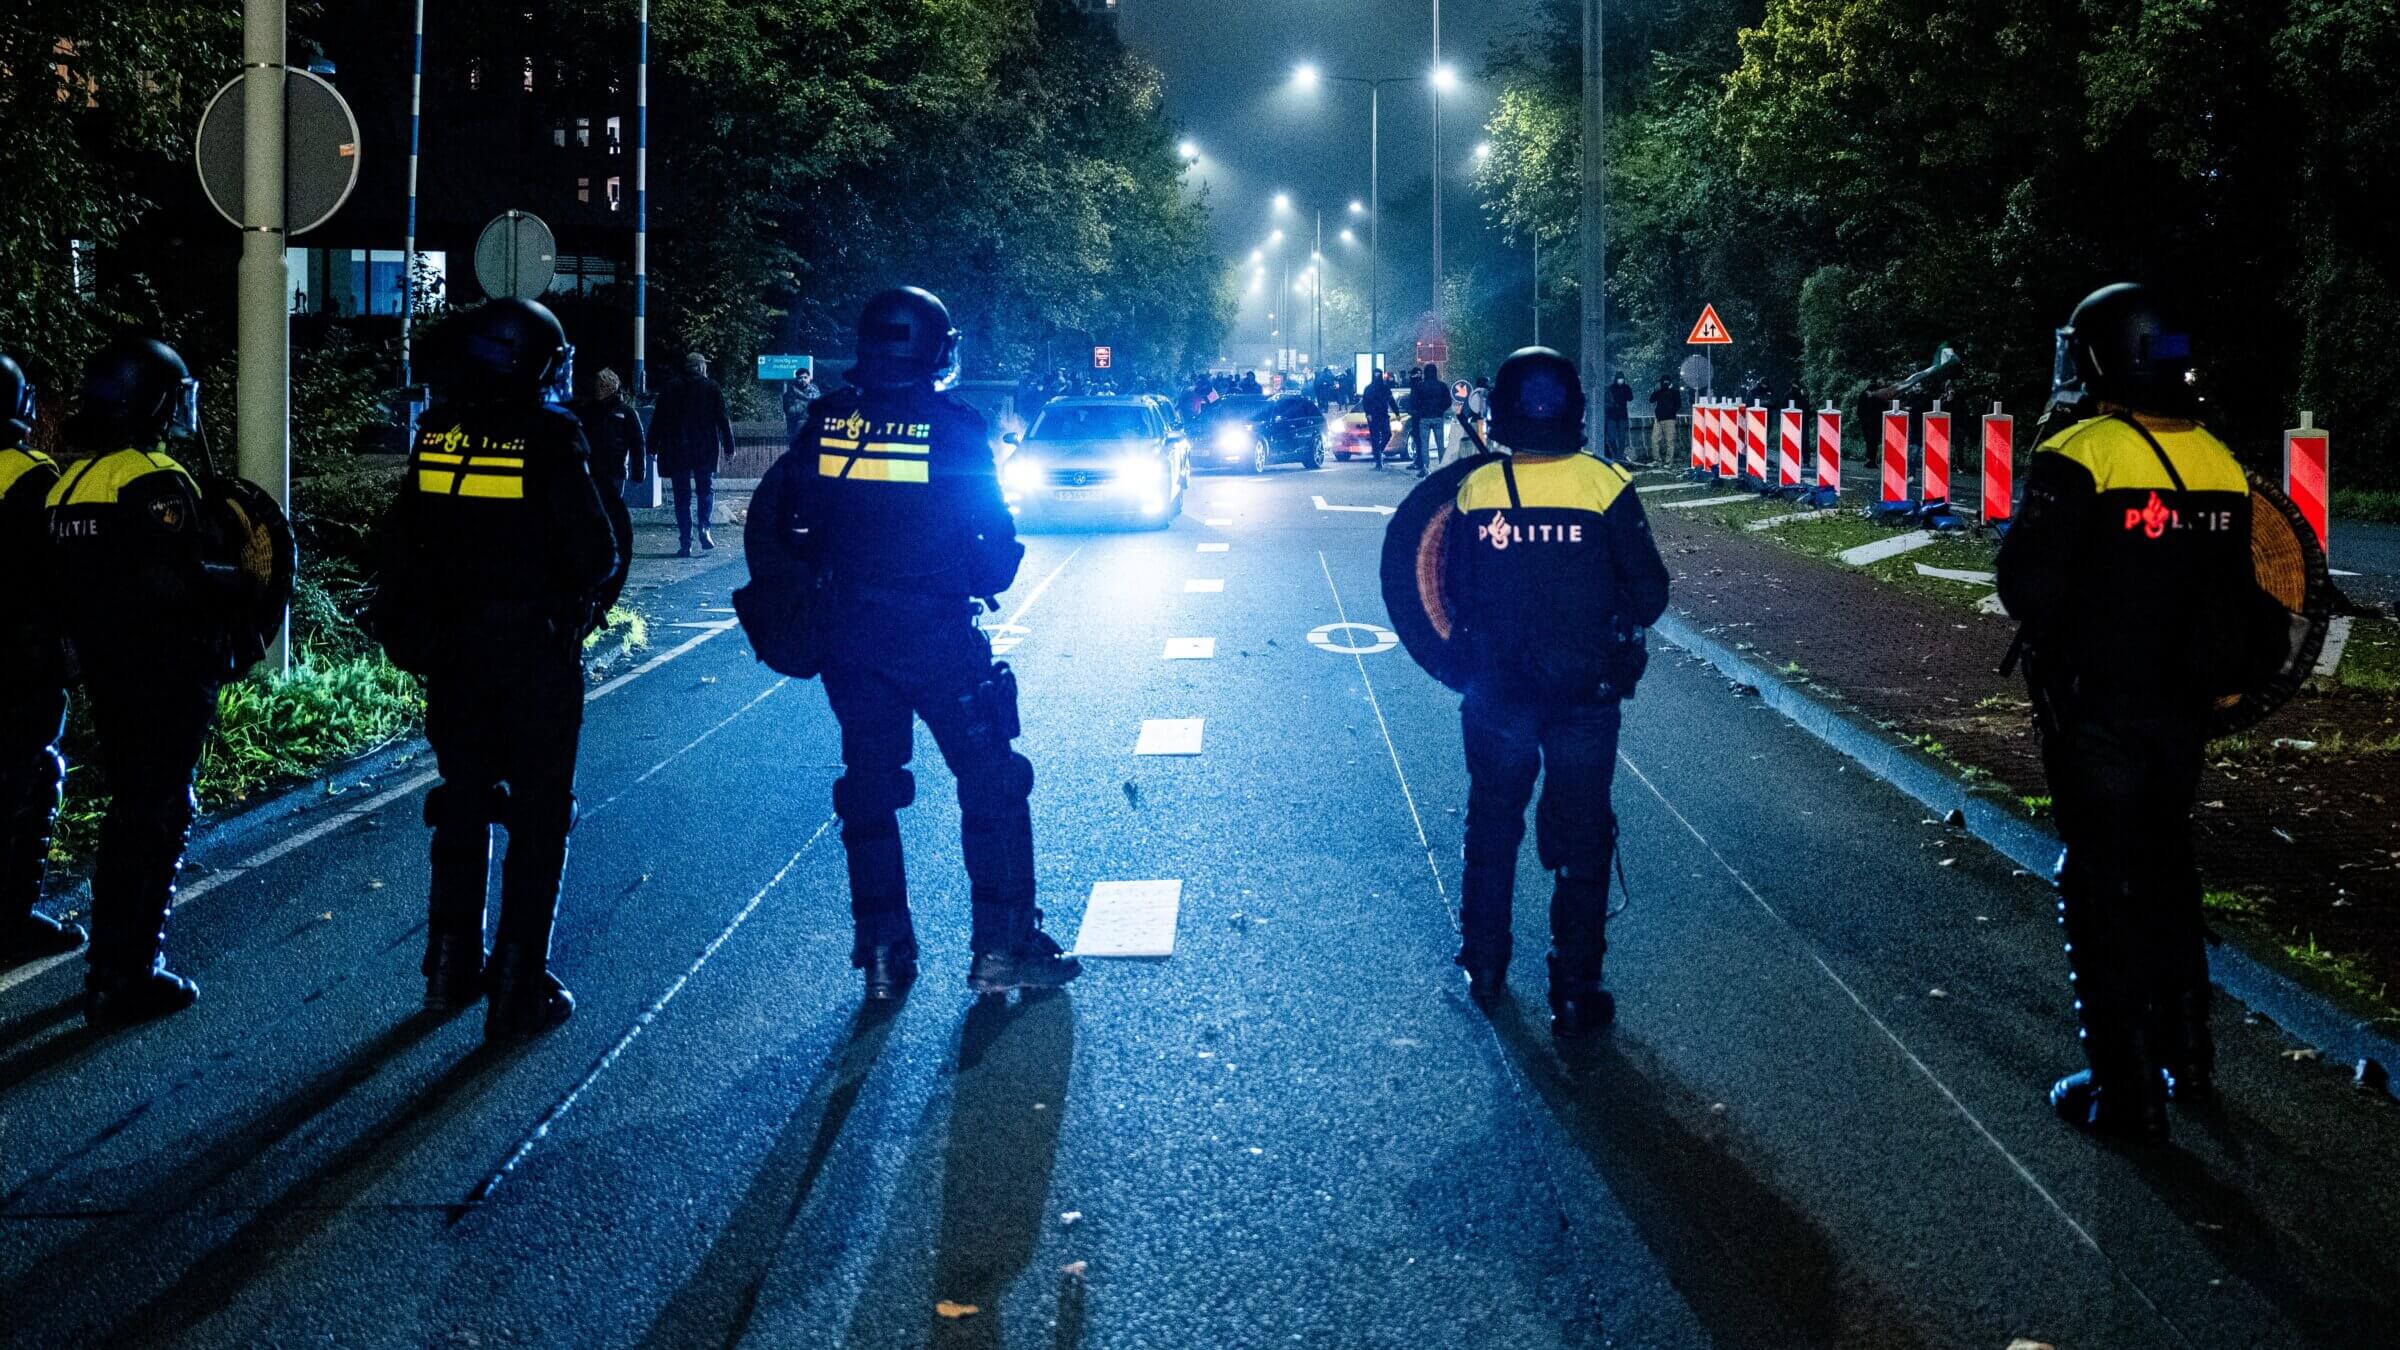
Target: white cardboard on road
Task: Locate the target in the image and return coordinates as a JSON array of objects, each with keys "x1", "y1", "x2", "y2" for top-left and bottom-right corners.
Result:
[
  {"x1": 1135, "y1": 718, "x2": 1205, "y2": 755},
  {"x1": 1197, "y1": 542, "x2": 1230, "y2": 553},
  {"x1": 1638, "y1": 482, "x2": 1706, "y2": 495},
  {"x1": 1185, "y1": 578, "x2": 1225, "y2": 593},
  {"x1": 1839, "y1": 530, "x2": 1936, "y2": 567},
  {"x1": 1204, "y1": 517, "x2": 1232, "y2": 526},
  {"x1": 1310, "y1": 495, "x2": 1397, "y2": 516},
  {"x1": 1912, "y1": 562, "x2": 1998, "y2": 585},
  {"x1": 1654, "y1": 493, "x2": 1755, "y2": 511},
  {"x1": 1746, "y1": 509, "x2": 1837, "y2": 531},
  {"x1": 1163, "y1": 638, "x2": 1216, "y2": 660},
  {"x1": 1072, "y1": 879, "x2": 1183, "y2": 957}
]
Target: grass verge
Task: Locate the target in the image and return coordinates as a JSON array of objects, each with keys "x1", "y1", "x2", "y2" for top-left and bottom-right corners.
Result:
[{"x1": 2332, "y1": 487, "x2": 2400, "y2": 524}]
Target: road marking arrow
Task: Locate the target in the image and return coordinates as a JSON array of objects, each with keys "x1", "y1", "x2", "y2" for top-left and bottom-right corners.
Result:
[{"x1": 1312, "y1": 495, "x2": 1396, "y2": 516}]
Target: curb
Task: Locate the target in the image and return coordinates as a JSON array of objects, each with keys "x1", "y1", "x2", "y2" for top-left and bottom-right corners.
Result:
[{"x1": 1652, "y1": 609, "x2": 2400, "y2": 1098}]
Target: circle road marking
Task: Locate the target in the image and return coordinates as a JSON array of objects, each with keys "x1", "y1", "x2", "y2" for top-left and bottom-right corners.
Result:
[{"x1": 1308, "y1": 621, "x2": 1398, "y2": 656}]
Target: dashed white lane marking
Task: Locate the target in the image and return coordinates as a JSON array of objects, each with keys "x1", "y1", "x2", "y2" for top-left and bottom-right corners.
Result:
[
  {"x1": 1310, "y1": 495, "x2": 1397, "y2": 516},
  {"x1": 1652, "y1": 493, "x2": 1755, "y2": 511},
  {"x1": 2, "y1": 604, "x2": 755, "y2": 998},
  {"x1": 1838, "y1": 530, "x2": 1936, "y2": 567},
  {"x1": 1314, "y1": 552, "x2": 1448, "y2": 911},
  {"x1": 1134, "y1": 719, "x2": 1205, "y2": 756},
  {"x1": 1197, "y1": 542, "x2": 1230, "y2": 553},
  {"x1": 1612, "y1": 753, "x2": 2189, "y2": 1338},
  {"x1": 1162, "y1": 638, "x2": 1216, "y2": 660},
  {"x1": 1069, "y1": 879, "x2": 1183, "y2": 957},
  {"x1": 1204, "y1": 517, "x2": 1233, "y2": 527},
  {"x1": 1184, "y1": 579, "x2": 1225, "y2": 593},
  {"x1": 1307, "y1": 622, "x2": 1397, "y2": 655},
  {"x1": 466, "y1": 822, "x2": 835, "y2": 1205},
  {"x1": 666, "y1": 620, "x2": 742, "y2": 630}
]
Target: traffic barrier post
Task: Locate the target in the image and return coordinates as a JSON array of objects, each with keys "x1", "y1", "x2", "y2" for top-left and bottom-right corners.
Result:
[
  {"x1": 1689, "y1": 399, "x2": 1708, "y2": 477},
  {"x1": 1777, "y1": 403, "x2": 1803, "y2": 492},
  {"x1": 1745, "y1": 403, "x2": 1769, "y2": 487},
  {"x1": 2284, "y1": 410, "x2": 2329, "y2": 551},
  {"x1": 1921, "y1": 401, "x2": 1951, "y2": 507},
  {"x1": 1876, "y1": 402, "x2": 1912, "y2": 517},
  {"x1": 1981, "y1": 402, "x2": 2013, "y2": 529},
  {"x1": 1715, "y1": 401, "x2": 1737, "y2": 483},
  {"x1": 1811, "y1": 406, "x2": 1841, "y2": 507}
]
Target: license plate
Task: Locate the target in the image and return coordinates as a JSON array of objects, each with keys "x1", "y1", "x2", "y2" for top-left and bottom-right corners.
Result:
[{"x1": 1053, "y1": 488, "x2": 1101, "y2": 501}]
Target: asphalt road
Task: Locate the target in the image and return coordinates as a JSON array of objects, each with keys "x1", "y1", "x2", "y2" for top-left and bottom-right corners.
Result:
[
  {"x1": 2329, "y1": 518, "x2": 2400, "y2": 611},
  {"x1": 4, "y1": 459, "x2": 2398, "y2": 1349}
]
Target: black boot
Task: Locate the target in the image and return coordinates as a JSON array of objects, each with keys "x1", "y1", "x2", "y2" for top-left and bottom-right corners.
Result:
[
  {"x1": 424, "y1": 932, "x2": 487, "y2": 1013},
  {"x1": 484, "y1": 941, "x2": 574, "y2": 1039},
  {"x1": 968, "y1": 925, "x2": 1081, "y2": 994},
  {"x1": 1547, "y1": 951, "x2": 1615, "y2": 1038},
  {"x1": 698, "y1": 528, "x2": 717, "y2": 551},
  {"x1": 422, "y1": 823, "x2": 490, "y2": 1012},
  {"x1": 2155, "y1": 985, "x2": 2216, "y2": 1105},
  {"x1": 2051, "y1": 995, "x2": 2168, "y2": 1142},
  {"x1": 1456, "y1": 949, "x2": 1509, "y2": 1005},
  {"x1": 86, "y1": 958, "x2": 198, "y2": 1026},
  {"x1": 3, "y1": 912, "x2": 85, "y2": 966},
  {"x1": 862, "y1": 942, "x2": 919, "y2": 1003}
]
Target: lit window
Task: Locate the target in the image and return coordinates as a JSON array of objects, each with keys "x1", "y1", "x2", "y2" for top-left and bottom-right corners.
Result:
[
  {"x1": 468, "y1": 58, "x2": 484, "y2": 91},
  {"x1": 577, "y1": 176, "x2": 590, "y2": 203},
  {"x1": 522, "y1": 56, "x2": 534, "y2": 93},
  {"x1": 552, "y1": 123, "x2": 565, "y2": 148},
  {"x1": 606, "y1": 177, "x2": 622, "y2": 211},
  {"x1": 575, "y1": 116, "x2": 590, "y2": 147},
  {"x1": 606, "y1": 116, "x2": 622, "y2": 153}
]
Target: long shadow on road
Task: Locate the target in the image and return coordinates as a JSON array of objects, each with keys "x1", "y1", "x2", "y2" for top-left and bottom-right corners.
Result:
[
  {"x1": 637, "y1": 1004, "x2": 906, "y2": 1350},
  {"x1": 1484, "y1": 1003, "x2": 1927, "y2": 1350}
]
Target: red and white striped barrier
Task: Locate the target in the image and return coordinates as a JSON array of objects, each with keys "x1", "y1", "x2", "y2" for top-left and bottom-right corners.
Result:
[
  {"x1": 1981, "y1": 403, "x2": 2013, "y2": 526},
  {"x1": 1778, "y1": 404, "x2": 1803, "y2": 489},
  {"x1": 1689, "y1": 401, "x2": 1707, "y2": 474},
  {"x1": 1714, "y1": 401, "x2": 1737, "y2": 481},
  {"x1": 1880, "y1": 404, "x2": 1910, "y2": 509},
  {"x1": 2284, "y1": 411, "x2": 2329, "y2": 550},
  {"x1": 1921, "y1": 402, "x2": 1952, "y2": 506},
  {"x1": 1815, "y1": 406, "x2": 1841, "y2": 500},
  {"x1": 1745, "y1": 403, "x2": 1768, "y2": 483}
]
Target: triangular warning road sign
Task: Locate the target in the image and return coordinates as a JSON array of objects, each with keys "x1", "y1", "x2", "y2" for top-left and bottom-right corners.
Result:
[{"x1": 1687, "y1": 304, "x2": 1733, "y2": 346}]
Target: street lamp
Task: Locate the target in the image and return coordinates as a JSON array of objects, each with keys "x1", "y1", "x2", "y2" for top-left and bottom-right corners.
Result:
[
  {"x1": 1292, "y1": 64, "x2": 1421, "y2": 373},
  {"x1": 1475, "y1": 141, "x2": 1491, "y2": 160},
  {"x1": 1272, "y1": 191, "x2": 1292, "y2": 213},
  {"x1": 1178, "y1": 139, "x2": 1199, "y2": 161}
]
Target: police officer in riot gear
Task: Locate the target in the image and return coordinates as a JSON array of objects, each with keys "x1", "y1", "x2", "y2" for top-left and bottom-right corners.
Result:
[
  {"x1": 772, "y1": 286, "x2": 1079, "y2": 1001},
  {"x1": 1998, "y1": 283, "x2": 2286, "y2": 1141},
  {"x1": 46, "y1": 336, "x2": 242, "y2": 1024},
  {"x1": 0, "y1": 352, "x2": 83, "y2": 966},
  {"x1": 1448, "y1": 348, "x2": 1670, "y2": 1035},
  {"x1": 373, "y1": 298, "x2": 619, "y2": 1039}
]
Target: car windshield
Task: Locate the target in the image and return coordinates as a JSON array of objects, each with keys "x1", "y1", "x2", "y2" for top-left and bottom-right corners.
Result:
[
  {"x1": 1031, "y1": 405, "x2": 1151, "y2": 440},
  {"x1": 1203, "y1": 397, "x2": 1270, "y2": 423}
]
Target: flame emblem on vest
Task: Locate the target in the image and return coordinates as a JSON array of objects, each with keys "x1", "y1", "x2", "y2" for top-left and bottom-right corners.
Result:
[
  {"x1": 1479, "y1": 510, "x2": 1515, "y2": 550},
  {"x1": 2126, "y1": 490, "x2": 2174, "y2": 540},
  {"x1": 841, "y1": 412, "x2": 868, "y2": 441}
]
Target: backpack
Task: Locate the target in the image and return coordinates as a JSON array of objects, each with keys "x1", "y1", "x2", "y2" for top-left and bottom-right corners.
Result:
[{"x1": 730, "y1": 450, "x2": 831, "y2": 679}]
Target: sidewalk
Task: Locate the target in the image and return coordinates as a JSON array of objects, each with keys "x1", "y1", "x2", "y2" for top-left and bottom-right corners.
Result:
[{"x1": 1643, "y1": 480, "x2": 2400, "y2": 1038}]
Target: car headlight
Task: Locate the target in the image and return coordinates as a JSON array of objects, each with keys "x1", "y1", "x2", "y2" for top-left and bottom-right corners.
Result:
[
  {"x1": 1215, "y1": 425, "x2": 1249, "y2": 450},
  {"x1": 1002, "y1": 456, "x2": 1040, "y2": 492}
]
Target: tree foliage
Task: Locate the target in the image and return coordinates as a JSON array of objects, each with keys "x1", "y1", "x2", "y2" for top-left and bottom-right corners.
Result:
[{"x1": 1474, "y1": 0, "x2": 2400, "y2": 475}]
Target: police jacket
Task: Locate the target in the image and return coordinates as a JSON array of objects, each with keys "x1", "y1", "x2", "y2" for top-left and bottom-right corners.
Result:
[
  {"x1": 1449, "y1": 452, "x2": 1671, "y2": 700},
  {"x1": 376, "y1": 398, "x2": 619, "y2": 660},
  {"x1": 0, "y1": 444, "x2": 60, "y2": 656},
  {"x1": 1996, "y1": 412, "x2": 2281, "y2": 719},
  {"x1": 649, "y1": 374, "x2": 736, "y2": 474},
  {"x1": 790, "y1": 383, "x2": 1022, "y2": 605},
  {"x1": 44, "y1": 445, "x2": 232, "y2": 677},
  {"x1": 575, "y1": 393, "x2": 645, "y2": 487}
]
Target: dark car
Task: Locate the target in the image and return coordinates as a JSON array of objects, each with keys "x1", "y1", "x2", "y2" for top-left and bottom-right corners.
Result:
[
  {"x1": 999, "y1": 396, "x2": 1191, "y2": 529},
  {"x1": 1196, "y1": 394, "x2": 1327, "y2": 473}
]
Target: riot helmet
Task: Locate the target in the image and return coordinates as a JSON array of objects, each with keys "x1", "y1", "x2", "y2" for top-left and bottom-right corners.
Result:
[
  {"x1": 458, "y1": 298, "x2": 574, "y2": 402},
  {"x1": 1, "y1": 352, "x2": 34, "y2": 449},
  {"x1": 849, "y1": 287, "x2": 962, "y2": 391},
  {"x1": 1488, "y1": 347, "x2": 1585, "y2": 454},
  {"x1": 67, "y1": 336, "x2": 199, "y2": 451},
  {"x1": 2058, "y1": 283, "x2": 2200, "y2": 415}
]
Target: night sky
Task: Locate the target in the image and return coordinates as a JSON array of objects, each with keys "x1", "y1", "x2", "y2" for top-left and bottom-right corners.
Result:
[{"x1": 1121, "y1": 0, "x2": 1547, "y2": 367}]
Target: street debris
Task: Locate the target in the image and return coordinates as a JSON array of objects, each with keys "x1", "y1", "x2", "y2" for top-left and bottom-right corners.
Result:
[
  {"x1": 2282, "y1": 1048, "x2": 2321, "y2": 1063},
  {"x1": 935, "y1": 1301, "x2": 979, "y2": 1319},
  {"x1": 1060, "y1": 1261, "x2": 1089, "y2": 1278},
  {"x1": 1929, "y1": 988, "x2": 1949, "y2": 999},
  {"x1": 1059, "y1": 1210, "x2": 1083, "y2": 1227}
]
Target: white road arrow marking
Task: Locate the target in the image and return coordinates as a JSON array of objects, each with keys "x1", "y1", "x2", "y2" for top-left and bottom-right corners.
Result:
[{"x1": 1311, "y1": 495, "x2": 1397, "y2": 516}]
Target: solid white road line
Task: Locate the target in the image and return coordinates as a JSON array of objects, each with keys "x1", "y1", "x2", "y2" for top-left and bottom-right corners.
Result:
[
  {"x1": 465, "y1": 822, "x2": 834, "y2": 1205},
  {"x1": 587, "y1": 679, "x2": 790, "y2": 819},
  {"x1": 1184, "y1": 579, "x2": 1225, "y2": 593},
  {"x1": 1069, "y1": 879, "x2": 1183, "y2": 958},
  {"x1": 1315, "y1": 551, "x2": 1450, "y2": 913},
  {"x1": 1311, "y1": 495, "x2": 1397, "y2": 516},
  {"x1": 1134, "y1": 719, "x2": 1205, "y2": 756},
  {"x1": 1162, "y1": 638, "x2": 1216, "y2": 660},
  {"x1": 1003, "y1": 545, "x2": 1084, "y2": 629}
]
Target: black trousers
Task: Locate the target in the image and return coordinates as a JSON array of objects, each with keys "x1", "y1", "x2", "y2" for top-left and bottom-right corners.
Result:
[
  {"x1": 1368, "y1": 421, "x2": 1393, "y2": 467},
  {"x1": 0, "y1": 666, "x2": 68, "y2": 927},
  {"x1": 819, "y1": 606, "x2": 1037, "y2": 962},
  {"x1": 1459, "y1": 687, "x2": 1621, "y2": 976},
  {"x1": 2042, "y1": 714, "x2": 2210, "y2": 1041},
  {"x1": 81, "y1": 671, "x2": 219, "y2": 976},
  {"x1": 422, "y1": 642, "x2": 586, "y2": 955}
]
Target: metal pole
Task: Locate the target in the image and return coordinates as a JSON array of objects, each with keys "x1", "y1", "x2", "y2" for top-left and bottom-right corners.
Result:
[
  {"x1": 1369, "y1": 85, "x2": 1380, "y2": 367},
  {"x1": 1430, "y1": 0, "x2": 1442, "y2": 341},
  {"x1": 1533, "y1": 231, "x2": 1541, "y2": 346},
  {"x1": 1313, "y1": 208, "x2": 1323, "y2": 372},
  {"x1": 1579, "y1": 0, "x2": 1606, "y2": 453},
  {"x1": 398, "y1": 0, "x2": 423, "y2": 391},
  {"x1": 239, "y1": 0, "x2": 290, "y2": 672},
  {"x1": 636, "y1": 0, "x2": 658, "y2": 507}
]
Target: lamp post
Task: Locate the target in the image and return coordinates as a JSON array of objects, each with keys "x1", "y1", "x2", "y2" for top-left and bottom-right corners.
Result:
[
  {"x1": 1294, "y1": 65, "x2": 1417, "y2": 370},
  {"x1": 1581, "y1": 0, "x2": 1606, "y2": 452}
]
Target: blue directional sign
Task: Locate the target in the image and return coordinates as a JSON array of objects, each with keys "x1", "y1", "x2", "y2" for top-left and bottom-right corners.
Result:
[{"x1": 757, "y1": 354, "x2": 813, "y2": 381}]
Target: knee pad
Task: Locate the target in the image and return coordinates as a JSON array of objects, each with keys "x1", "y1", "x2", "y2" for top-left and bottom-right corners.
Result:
[
  {"x1": 958, "y1": 751, "x2": 1033, "y2": 818},
  {"x1": 503, "y1": 788, "x2": 578, "y2": 840},
  {"x1": 834, "y1": 769, "x2": 914, "y2": 822},
  {"x1": 425, "y1": 782, "x2": 506, "y2": 830}
]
